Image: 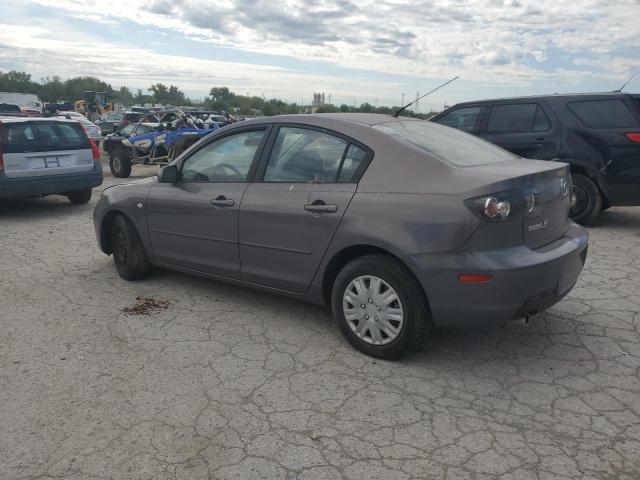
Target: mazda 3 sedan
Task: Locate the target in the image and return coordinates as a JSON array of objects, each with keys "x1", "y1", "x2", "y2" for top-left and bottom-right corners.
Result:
[{"x1": 94, "y1": 114, "x2": 588, "y2": 359}]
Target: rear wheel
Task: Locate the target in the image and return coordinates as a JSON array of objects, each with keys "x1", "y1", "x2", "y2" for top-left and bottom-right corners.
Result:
[
  {"x1": 110, "y1": 214, "x2": 152, "y2": 280},
  {"x1": 67, "y1": 189, "x2": 92, "y2": 204},
  {"x1": 331, "y1": 254, "x2": 431, "y2": 359},
  {"x1": 110, "y1": 149, "x2": 132, "y2": 178},
  {"x1": 570, "y1": 173, "x2": 602, "y2": 224}
]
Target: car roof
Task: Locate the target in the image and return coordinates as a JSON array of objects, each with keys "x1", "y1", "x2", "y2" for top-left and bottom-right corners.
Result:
[
  {"x1": 446, "y1": 91, "x2": 637, "y2": 108},
  {"x1": 0, "y1": 116, "x2": 82, "y2": 123},
  {"x1": 242, "y1": 113, "x2": 421, "y2": 128}
]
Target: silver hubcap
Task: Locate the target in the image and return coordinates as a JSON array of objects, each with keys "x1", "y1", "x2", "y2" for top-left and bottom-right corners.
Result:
[{"x1": 342, "y1": 275, "x2": 404, "y2": 346}]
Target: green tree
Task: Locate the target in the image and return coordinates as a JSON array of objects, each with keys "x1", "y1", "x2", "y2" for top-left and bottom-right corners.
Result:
[
  {"x1": 0, "y1": 70, "x2": 39, "y2": 93},
  {"x1": 38, "y1": 76, "x2": 65, "y2": 102}
]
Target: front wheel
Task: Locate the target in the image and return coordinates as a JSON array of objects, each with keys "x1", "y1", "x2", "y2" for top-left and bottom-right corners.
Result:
[
  {"x1": 67, "y1": 189, "x2": 92, "y2": 204},
  {"x1": 331, "y1": 254, "x2": 431, "y2": 359},
  {"x1": 110, "y1": 214, "x2": 152, "y2": 280},
  {"x1": 570, "y1": 174, "x2": 602, "y2": 224},
  {"x1": 110, "y1": 149, "x2": 132, "y2": 178}
]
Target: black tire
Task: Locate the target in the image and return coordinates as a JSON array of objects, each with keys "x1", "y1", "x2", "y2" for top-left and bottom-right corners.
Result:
[
  {"x1": 331, "y1": 254, "x2": 431, "y2": 360},
  {"x1": 570, "y1": 173, "x2": 602, "y2": 224},
  {"x1": 110, "y1": 149, "x2": 132, "y2": 178},
  {"x1": 110, "y1": 214, "x2": 152, "y2": 280},
  {"x1": 67, "y1": 189, "x2": 92, "y2": 204}
]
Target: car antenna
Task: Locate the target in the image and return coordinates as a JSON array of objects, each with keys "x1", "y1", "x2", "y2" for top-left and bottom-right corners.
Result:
[
  {"x1": 614, "y1": 73, "x2": 636, "y2": 92},
  {"x1": 393, "y1": 76, "x2": 459, "y2": 118}
]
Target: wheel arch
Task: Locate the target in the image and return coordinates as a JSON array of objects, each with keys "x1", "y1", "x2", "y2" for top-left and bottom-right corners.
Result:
[
  {"x1": 100, "y1": 209, "x2": 131, "y2": 254},
  {"x1": 568, "y1": 163, "x2": 609, "y2": 209},
  {"x1": 320, "y1": 244, "x2": 429, "y2": 307}
]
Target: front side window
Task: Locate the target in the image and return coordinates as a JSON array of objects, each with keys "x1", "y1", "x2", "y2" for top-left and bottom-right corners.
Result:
[
  {"x1": 568, "y1": 99, "x2": 639, "y2": 129},
  {"x1": 434, "y1": 106, "x2": 481, "y2": 132},
  {"x1": 487, "y1": 103, "x2": 550, "y2": 133},
  {"x1": 180, "y1": 130, "x2": 265, "y2": 182},
  {"x1": 264, "y1": 127, "x2": 351, "y2": 183}
]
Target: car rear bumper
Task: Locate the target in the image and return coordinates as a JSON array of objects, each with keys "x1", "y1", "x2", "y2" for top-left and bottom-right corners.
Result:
[
  {"x1": 411, "y1": 222, "x2": 589, "y2": 327},
  {"x1": 0, "y1": 161, "x2": 103, "y2": 198}
]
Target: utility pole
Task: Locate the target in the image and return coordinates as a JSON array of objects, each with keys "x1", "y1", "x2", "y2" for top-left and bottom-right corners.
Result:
[
  {"x1": 401, "y1": 92, "x2": 405, "y2": 106},
  {"x1": 415, "y1": 91, "x2": 420, "y2": 113},
  {"x1": 328, "y1": 93, "x2": 332, "y2": 104}
]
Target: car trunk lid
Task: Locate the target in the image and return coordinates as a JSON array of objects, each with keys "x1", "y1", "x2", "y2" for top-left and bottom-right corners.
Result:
[
  {"x1": 1, "y1": 120, "x2": 94, "y2": 179},
  {"x1": 467, "y1": 160, "x2": 571, "y2": 249}
]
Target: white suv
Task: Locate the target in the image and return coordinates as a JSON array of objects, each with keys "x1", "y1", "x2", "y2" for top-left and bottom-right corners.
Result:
[{"x1": 0, "y1": 116, "x2": 103, "y2": 203}]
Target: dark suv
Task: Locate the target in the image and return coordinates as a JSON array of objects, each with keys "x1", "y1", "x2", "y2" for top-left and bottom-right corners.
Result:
[{"x1": 431, "y1": 93, "x2": 640, "y2": 223}]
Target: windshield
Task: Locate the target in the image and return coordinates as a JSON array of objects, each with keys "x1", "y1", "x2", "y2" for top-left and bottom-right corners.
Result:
[{"x1": 374, "y1": 120, "x2": 518, "y2": 166}]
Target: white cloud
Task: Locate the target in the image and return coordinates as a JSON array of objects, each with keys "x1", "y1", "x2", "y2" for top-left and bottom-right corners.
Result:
[
  {"x1": 0, "y1": 23, "x2": 407, "y2": 105},
  {"x1": 23, "y1": 0, "x2": 640, "y2": 82},
  {"x1": 1, "y1": 0, "x2": 639, "y2": 107}
]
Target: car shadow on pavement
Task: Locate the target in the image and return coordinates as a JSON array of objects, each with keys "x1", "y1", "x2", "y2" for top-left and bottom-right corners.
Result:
[
  {"x1": 588, "y1": 206, "x2": 640, "y2": 230},
  {"x1": 0, "y1": 196, "x2": 93, "y2": 219}
]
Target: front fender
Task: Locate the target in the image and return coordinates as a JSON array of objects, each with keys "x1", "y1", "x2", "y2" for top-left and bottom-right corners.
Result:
[{"x1": 93, "y1": 177, "x2": 157, "y2": 254}]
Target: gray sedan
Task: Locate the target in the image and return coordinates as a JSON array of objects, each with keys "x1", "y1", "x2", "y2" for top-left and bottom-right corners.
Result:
[{"x1": 93, "y1": 114, "x2": 588, "y2": 359}]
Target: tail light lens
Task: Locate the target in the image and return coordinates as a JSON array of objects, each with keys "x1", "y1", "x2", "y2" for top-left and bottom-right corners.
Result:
[
  {"x1": 79, "y1": 123, "x2": 101, "y2": 160},
  {"x1": 464, "y1": 190, "x2": 520, "y2": 221},
  {"x1": 625, "y1": 133, "x2": 640, "y2": 142}
]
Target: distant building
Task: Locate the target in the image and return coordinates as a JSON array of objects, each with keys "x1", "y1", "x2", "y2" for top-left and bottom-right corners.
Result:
[{"x1": 311, "y1": 92, "x2": 326, "y2": 113}]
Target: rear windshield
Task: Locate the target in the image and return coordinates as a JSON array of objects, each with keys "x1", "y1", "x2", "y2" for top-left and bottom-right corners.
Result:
[
  {"x1": 374, "y1": 121, "x2": 518, "y2": 166},
  {"x1": 2, "y1": 121, "x2": 89, "y2": 153},
  {"x1": 568, "y1": 99, "x2": 639, "y2": 129},
  {"x1": 125, "y1": 113, "x2": 142, "y2": 121}
]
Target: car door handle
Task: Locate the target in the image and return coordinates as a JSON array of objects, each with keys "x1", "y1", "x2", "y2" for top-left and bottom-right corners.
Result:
[
  {"x1": 304, "y1": 202, "x2": 338, "y2": 213},
  {"x1": 210, "y1": 196, "x2": 234, "y2": 207}
]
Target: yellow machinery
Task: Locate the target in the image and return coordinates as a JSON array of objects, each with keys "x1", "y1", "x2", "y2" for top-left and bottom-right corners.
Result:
[{"x1": 74, "y1": 91, "x2": 114, "y2": 119}]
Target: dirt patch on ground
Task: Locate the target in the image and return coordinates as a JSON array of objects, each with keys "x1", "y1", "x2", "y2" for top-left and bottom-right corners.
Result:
[{"x1": 122, "y1": 296, "x2": 170, "y2": 315}]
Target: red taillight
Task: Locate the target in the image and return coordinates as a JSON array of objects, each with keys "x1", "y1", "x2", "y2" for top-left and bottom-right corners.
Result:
[
  {"x1": 458, "y1": 274, "x2": 493, "y2": 283},
  {"x1": 78, "y1": 123, "x2": 101, "y2": 160},
  {"x1": 90, "y1": 138, "x2": 101, "y2": 160},
  {"x1": 625, "y1": 133, "x2": 640, "y2": 143}
]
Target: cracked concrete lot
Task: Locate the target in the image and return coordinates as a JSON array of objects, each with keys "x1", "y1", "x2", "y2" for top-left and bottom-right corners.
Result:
[{"x1": 1, "y1": 168, "x2": 639, "y2": 480}]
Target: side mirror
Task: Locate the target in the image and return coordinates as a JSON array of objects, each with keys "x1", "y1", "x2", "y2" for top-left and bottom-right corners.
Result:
[{"x1": 158, "y1": 165, "x2": 178, "y2": 183}]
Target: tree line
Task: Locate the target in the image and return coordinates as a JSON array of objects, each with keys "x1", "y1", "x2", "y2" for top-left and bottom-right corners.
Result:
[{"x1": 0, "y1": 70, "x2": 431, "y2": 118}]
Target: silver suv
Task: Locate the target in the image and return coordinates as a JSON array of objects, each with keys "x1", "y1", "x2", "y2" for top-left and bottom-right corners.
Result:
[{"x1": 0, "y1": 117, "x2": 103, "y2": 203}]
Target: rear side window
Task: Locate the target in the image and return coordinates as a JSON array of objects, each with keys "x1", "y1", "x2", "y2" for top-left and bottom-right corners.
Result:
[
  {"x1": 375, "y1": 121, "x2": 518, "y2": 166},
  {"x1": 568, "y1": 99, "x2": 639, "y2": 128},
  {"x1": 125, "y1": 113, "x2": 142, "y2": 122},
  {"x1": 264, "y1": 127, "x2": 354, "y2": 183},
  {"x1": 2, "y1": 121, "x2": 89, "y2": 153},
  {"x1": 487, "y1": 103, "x2": 550, "y2": 133},
  {"x1": 434, "y1": 106, "x2": 481, "y2": 132}
]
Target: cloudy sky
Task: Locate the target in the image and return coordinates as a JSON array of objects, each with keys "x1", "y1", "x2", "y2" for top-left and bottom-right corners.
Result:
[{"x1": 1, "y1": 0, "x2": 639, "y2": 110}]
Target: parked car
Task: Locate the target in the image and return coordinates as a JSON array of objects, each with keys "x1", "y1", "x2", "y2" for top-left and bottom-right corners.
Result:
[
  {"x1": 0, "y1": 117, "x2": 102, "y2": 203},
  {"x1": 94, "y1": 114, "x2": 588, "y2": 359},
  {"x1": 431, "y1": 92, "x2": 640, "y2": 223},
  {"x1": 95, "y1": 111, "x2": 143, "y2": 135},
  {"x1": 52, "y1": 112, "x2": 103, "y2": 146},
  {"x1": 0, "y1": 103, "x2": 25, "y2": 117}
]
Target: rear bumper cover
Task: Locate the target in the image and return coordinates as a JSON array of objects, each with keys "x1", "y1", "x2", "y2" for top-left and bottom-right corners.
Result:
[
  {"x1": 411, "y1": 222, "x2": 589, "y2": 327},
  {"x1": 0, "y1": 161, "x2": 103, "y2": 198}
]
